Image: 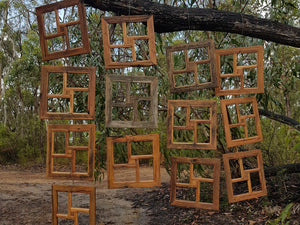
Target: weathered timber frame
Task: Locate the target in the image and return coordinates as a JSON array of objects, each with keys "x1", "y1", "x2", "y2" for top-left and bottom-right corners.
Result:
[
  {"x1": 106, "y1": 134, "x2": 161, "y2": 189},
  {"x1": 52, "y1": 185, "x2": 96, "y2": 225},
  {"x1": 166, "y1": 40, "x2": 217, "y2": 93},
  {"x1": 167, "y1": 100, "x2": 217, "y2": 150},
  {"x1": 170, "y1": 156, "x2": 220, "y2": 210},
  {"x1": 101, "y1": 15, "x2": 157, "y2": 68},
  {"x1": 40, "y1": 66, "x2": 96, "y2": 120},
  {"x1": 223, "y1": 149, "x2": 267, "y2": 203},
  {"x1": 46, "y1": 124, "x2": 95, "y2": 180},
  {"x1": 105, "y1": 75, "x2": 158, "y2": 128},
  {"x1": 36, "y1": 0, "x2": 90, "y2": 61},
  {"x1": 220, "y1": 96, "x2": 263, "y2": 147},
  {"x1": 215, "y1": 46, "x2": 264, "y2": 96}
]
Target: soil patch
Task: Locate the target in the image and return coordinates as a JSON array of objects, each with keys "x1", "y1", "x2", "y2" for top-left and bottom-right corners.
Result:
[{"x1": 0, "y1": 164, "x2": 299, "y2": 224}]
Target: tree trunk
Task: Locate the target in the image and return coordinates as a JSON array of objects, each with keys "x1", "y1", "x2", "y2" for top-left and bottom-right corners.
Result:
[
  {"x1": 0, "y1": 3, "x2": 9, "y2": 125},
  {"x1": 84, "y1": 0, "x2": 300, "y2": 47}
]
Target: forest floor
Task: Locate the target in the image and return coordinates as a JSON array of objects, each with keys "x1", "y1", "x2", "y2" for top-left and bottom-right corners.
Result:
[{"x1": 0, "y1": 163, "x2": 299, "y2": 225}]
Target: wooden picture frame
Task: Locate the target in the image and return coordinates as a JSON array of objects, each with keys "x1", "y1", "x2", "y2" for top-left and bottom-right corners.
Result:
[
  {"x1": 52, "y1": 185, "x2": 96, "y2": 225},
  {"x1": 166, "y1": 40, "x2": 217, "y2": 93},
  {"x1": 36, "y1": 0, "x2": 90, "y2": 61},
  {"x1": 215, "y1": 46, "x2": 264, "y2": 96},
  {"x1": 223, "y1": 149, "x2": 267, "y2": 203},
  {"x1": 105, "y1": 75, "x2": 158, "y2": 128},
  {"x1": 170, "y1": 156, "x2": 220, "y2": 210},
  {"x1": 46, "y1": 124, "x2": 95, "y2": 180},
  {"x1": 106, "y1": 134, "x2": 161, "y2": 189},
  {"x1": 220, "y1": 96, "x2": 263, "y2": 147},
  {"x1": 40, "y1": 66, "x2": 96, "y2": 120},
  {"x1": 101, "y1": 15, "x2": 157, "y2": 68},
  {"x1": 167, "y1": 100, "x2": 217, "y2": 150}
]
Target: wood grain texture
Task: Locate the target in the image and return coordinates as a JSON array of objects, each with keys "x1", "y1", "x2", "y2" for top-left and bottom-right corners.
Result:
[
  {"x1": 36, "y1": 0, "x2": 90, "y2": 61},
  {"x1": 52, "y1": 185, "x2": 96, "y2": 225},
  {"x1": 215, "y1": 46, "x2": 264, "y2": 96},
  {"x1": 170, "y1": 156, "x2": 220, "y2": 210},
  {"x1": 106, "y1": 134, "x2": 161, "y2": 189},
  {"x1": 105, "y1": 75, "x2": 158, "y2": 128},
  {"x1": 46, "y1": 124, "x2": 95, "y2": 180},
  {"x1": 220, "y1": 96, "x2": 263, "y2": 147},
  {"x1": 166, "y1": 40, "x2": 217, "y2": 93},
  {"x1": 40, "y1": 66, "x2": 96, "y2": 120},
  {"x1": 222, "y1": 149, "x2": 267, "y2": 203},
  {"x1": 167, "y1": 100, "x2": 217, "y2": 150},
  {"x1": 101, "y1": 15, "x2": 156, "y2": 69}
]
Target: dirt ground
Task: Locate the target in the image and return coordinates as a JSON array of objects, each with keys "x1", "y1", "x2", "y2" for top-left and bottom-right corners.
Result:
[
  {"x1": 0, "y1": 164, "x2": 299, "y2": 225},
  {"x1": 0, "y1": 164, "x2": 170, "y2": 225}
]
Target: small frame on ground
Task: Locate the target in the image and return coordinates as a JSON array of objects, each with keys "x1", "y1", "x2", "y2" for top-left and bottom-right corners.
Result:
[
  {"x1": 166, "y1": 40, "x2": 217, "y2": 93},
  {"x1": 46, "y1": 124, "x2": 95, "y2": 180},
  {"x1": 167, "y1": 100, "x2": 217, "y2": 150},
  {"x1": 105, "y1": 75, "x2": 158, "y2": 128},
  {"x1": 220, "y1": 96, "x2": 262, "y2": 147},
  {"x1": 52, "y1": 185, "x2": 96, "y2": 225},
  {"x1": 223, "y1": 149, "x2": 267, "y2": 203},
  {"x1": 215, "y1": 46, "x2": 264, "y2": 96},
  {"x1": 40, "y1": 66, "x2": 96, "y2": 120},
  {"x1": 106, "y1": 134, "x2": 161, "y2": 189},
  {"x1": 101, "y1": 15, "x2": 157, "y2": 68},
  {"x1": 170, "y1": 156, "x2": 220, "y2": 210},
  {"x1": 36, "y1": 0, "x2": 90, "y2": 61}
]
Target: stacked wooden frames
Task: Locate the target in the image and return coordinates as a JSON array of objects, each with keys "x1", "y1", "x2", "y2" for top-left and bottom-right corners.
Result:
[
  {"x1": 106, "y1": 134, "x2": 161, "y2": 189},
  {"x1": 102, "y1": 15, "x2": 160, "y2": 189},
  {"x1": 52, "y1": 185, "x2": 96, "y2": 225},
  {"x1": 37, "y1": 0, "x2": 96, "y2": 182},
  {"x1": 36, "y1": 1, "x2": 96, "y2": 224},
  {"x1": 218, "y1": 46, "x2": 267, "y2": 203},
  {"x1": 167, "y1": 42, "x2": 267, "y2": 209},
  {"x1": 36, "y1": 0, "x2": 90, "y2": 61},
  {"x1": 166, "y1": 41, "x2": 220, "y2": 210}
]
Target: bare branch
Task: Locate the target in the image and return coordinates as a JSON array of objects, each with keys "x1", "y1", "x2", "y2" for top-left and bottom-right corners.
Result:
[{"x1": 84, "y1": 0, "x2": 300, "y2": 47}]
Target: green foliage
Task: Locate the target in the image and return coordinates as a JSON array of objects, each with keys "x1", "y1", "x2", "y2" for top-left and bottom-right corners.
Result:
[
  {"x1": 0, "y1": 0, "x2": 299, "y2": 185},
  {"x1": 261, "y1": 119, "x2": 300, "y2": 166},
  {"x1": 267, "y1": 203, "x2": 294, "y2": 225}
]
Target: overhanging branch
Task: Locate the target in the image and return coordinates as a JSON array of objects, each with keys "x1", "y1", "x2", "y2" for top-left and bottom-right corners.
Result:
[
  {"x1": 259, "y1": 109, "x2": 300, "y2": 131},
  {"x1": 84, "y1": 0, "x2": 300, "y2": 48}
]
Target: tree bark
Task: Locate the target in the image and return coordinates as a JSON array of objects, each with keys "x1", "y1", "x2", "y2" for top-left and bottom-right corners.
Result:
[
  {"x1": 84, "y1": 0, "x2": 300, "y2": 48},
  {"x1": 259, "y1": 109, "x2": 300, "y2": 131}
]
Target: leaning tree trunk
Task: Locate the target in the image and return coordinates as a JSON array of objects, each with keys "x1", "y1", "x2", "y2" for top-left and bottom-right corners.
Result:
[{"x1": 84, "y1": 0, "x2": 300, "y2": 47}]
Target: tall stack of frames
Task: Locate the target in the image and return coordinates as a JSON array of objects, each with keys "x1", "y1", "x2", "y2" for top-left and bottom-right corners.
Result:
[
  {"x1": 35, "y1": 1, "x2": 269, "y2": 223},
  {"x1": 36, "y1": 1, "x2": 96, "y2": 224}
]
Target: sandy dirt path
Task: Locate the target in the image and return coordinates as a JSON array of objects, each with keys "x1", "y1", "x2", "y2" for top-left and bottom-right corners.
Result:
[{"x1": 0, "y1": 167, "x2": 170, "y2": 225}]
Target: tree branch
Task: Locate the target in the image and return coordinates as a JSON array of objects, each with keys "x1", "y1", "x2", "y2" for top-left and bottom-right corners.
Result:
[
  {"x1": 259, "y1": 109, "x2": 300, "y2": 131},
  {"x1": 84, "y1": 0, "x2": 300, "y2": 47}
]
